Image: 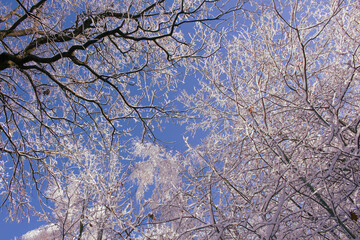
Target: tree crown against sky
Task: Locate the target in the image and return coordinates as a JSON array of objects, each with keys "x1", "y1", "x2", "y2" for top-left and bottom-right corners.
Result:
[
  {"x1": 0, "y1": 0, "x2": 235, "y2": 214},
  {"x1": 1, "y1": 0, "x2": 360, "y2": 239},
  {"x1": 0, "y1": 0, "x2": 241, "y2": 238},
  {"x1": 166, "y1": 0, "x2": 360, "y2": 238}
]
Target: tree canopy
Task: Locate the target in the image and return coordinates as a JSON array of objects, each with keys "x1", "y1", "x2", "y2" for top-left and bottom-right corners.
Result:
[{"x1": 1, "y1": 0, "x2": 360, "y2": 239}]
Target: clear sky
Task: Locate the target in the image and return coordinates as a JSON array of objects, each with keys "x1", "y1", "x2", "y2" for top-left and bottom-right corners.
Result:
[{"x1": 0, "y1": 0, "x2": 215, "y2": 238}]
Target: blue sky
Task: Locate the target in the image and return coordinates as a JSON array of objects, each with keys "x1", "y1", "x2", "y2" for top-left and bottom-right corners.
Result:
[{"x1": 0, "y1": 0, "x2": 230, "y2": 238}]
